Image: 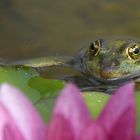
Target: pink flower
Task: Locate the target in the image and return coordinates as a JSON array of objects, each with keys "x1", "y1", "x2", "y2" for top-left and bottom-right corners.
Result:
[
  {"x1": 0, "y1": 82, "x2": 139, "y2": 140},
  {"x1": 0, "y1": 84, "x2": 47, "y2": 140}
]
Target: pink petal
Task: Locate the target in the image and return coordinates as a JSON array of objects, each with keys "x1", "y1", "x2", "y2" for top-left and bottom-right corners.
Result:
[
  {"x1": 135, "y1": 135, "x2": 140, "y2": 140},
  {"x1": 98, "y1": 82, "x2": 136, "y2": 140},
  {"x1": 0, "y1": 103, "x2": 24, "y2": 140},
  {"x1": 47, "y1": 115, "x2": 74, "y2": 140},
  {"x1": 53, "y1": 83, "x2": 92, "y2": 139},
  {"x1": 80, "y1": 122, "x2": 107, "y2": 140},
  {"x1": 0, "y1": 83, "x2": 47, "y2": 140}
]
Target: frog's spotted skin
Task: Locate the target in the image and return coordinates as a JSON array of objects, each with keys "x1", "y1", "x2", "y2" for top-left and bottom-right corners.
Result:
[
  {"x1": 79, "y1": 38, "x2": 140, "y2": 80},
  {"x1": 62, "y1": 38, "x2": 140, "y2": 92}
]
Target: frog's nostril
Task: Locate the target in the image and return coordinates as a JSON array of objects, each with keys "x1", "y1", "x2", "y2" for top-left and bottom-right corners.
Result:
[{"x1": 112, "y1": 60, "x2": 120, "y2": 67}]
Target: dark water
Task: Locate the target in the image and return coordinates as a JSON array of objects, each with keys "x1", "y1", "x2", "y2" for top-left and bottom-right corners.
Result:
[{"x1": 0, "y1": 0, "x2": 140, "y2": 61}]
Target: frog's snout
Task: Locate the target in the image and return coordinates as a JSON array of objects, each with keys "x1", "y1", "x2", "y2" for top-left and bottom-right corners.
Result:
[
  {"x1": 111, "y1": 60, "x2": 120, "y2": 67},
  {"x1": 100, "y1": 59, "x2": 121, "y2": 79},
  {"x1": 101, "y1": 59, "x2": 120, "y2": 69}
]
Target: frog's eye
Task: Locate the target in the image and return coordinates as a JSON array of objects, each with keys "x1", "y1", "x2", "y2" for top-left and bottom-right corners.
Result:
[
  {"x1": 126, "y1": 44, "x2": 140, "y2": 61},
  {"x1": 89, "y1": 40, "x2": 100, "y2": 56}
]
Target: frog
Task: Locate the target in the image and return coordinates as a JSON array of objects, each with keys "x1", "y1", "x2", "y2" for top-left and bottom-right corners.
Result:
[
  {"x1": 74, "y1": 38, "x2": 140, "y2": 92},
  {"x1": 7, "y1": 38, "x2": 140, "y2": 93}
]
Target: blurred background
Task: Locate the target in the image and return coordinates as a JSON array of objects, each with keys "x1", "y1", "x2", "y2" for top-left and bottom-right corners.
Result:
[{"x1": 0, "y1": 0, "x2": 140, "y2": 61}]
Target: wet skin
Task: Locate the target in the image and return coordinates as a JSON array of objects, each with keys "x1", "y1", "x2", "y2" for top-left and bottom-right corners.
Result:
[
  {"x1": 81, "y1": 39, "x2": 140, "y2": 80},
  {"x1": 7, "y1": 38, "x2": 140, "y2": 93},
  {"x1": 70, "y1": 38, "x2": 140, "y2": 92}
]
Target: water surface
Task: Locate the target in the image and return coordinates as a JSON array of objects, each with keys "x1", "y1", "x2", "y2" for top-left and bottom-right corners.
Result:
[{"x1": 0, "y1": 0, "x2": 140, "y2": 61}]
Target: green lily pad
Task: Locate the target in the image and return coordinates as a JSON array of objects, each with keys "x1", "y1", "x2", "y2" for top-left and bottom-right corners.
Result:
[
  {"x1": 0, "y1": 66, "x2": 140, "y2": 132},
  {"x1": 0, "y1": 66, "x2": 40, "y2": 102},
  {"x1": 83, "y1": 92, "x2": 110, "y2": 118},
  {"x1": 0, "y1": 66, "x2": 64, "y2": 121},
  {"x1": 84, "y1": 91, "x2": 140, "y2": 132},
  {"x1": 135, "y1": 93, "x2": 140, "y2": 132},
  {"x1": 28, "y1": 76, "x2": 65, "y2": 98}
]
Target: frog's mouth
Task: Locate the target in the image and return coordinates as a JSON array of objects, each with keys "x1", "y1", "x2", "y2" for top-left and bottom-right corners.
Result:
[
  {"x1": 99, "y1": 70, "x2": 129, "y2": 80},
  {"x1": 83, "y1": 72, "x2": 140, "y2": 93},
  {"x1": 91, "y1": 72, "x2": 140, "y2": 85}
]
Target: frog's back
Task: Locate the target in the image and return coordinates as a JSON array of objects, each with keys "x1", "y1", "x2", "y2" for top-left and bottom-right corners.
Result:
[{"x1": 10, "y1": 56, "x2": 72, "y2": 68}]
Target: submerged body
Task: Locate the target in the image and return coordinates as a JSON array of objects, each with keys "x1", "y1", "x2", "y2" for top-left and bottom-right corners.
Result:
[{"x1": 6, "y1": 38, "x2": 140, "y2": 93}]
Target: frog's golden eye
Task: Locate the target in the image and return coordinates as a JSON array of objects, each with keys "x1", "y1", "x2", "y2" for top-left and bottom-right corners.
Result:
[
  {"x1": 126, "y1": 44, "x2": 140, "y2": 61},
  {"x1": 89, "y1": 40, "x2": 100, "y2": 56}
]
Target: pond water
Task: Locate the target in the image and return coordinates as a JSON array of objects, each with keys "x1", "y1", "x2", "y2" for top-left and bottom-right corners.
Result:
[{"x1": 0, "y1": 0, "x2": 140, "y2": 61}]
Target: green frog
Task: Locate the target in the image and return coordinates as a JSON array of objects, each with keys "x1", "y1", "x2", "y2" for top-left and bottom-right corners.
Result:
[{"x1": 9, "y1": 38, "x2": 140, "y2": 93}]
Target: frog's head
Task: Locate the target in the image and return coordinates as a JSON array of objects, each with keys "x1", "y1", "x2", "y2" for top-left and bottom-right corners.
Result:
[{"x1": 81, "y1": 38, "x2": 140, "y2": 81}]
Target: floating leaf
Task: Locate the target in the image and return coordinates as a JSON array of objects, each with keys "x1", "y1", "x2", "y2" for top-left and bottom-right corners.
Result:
[{"x1": 0, "y1": 66, "x2": 140, "y2": 132}]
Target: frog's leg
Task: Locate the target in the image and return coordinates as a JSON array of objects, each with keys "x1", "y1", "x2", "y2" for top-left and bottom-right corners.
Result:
[
  {"x1": 38, "y1": 65, "x2": 101, "y2": 89},
  {"x1": 38, "y1": 65, "x2": 81, "y2": 79},
  {"x1": 8, "y1": 56, "x2": 71, "y2": 67}
]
